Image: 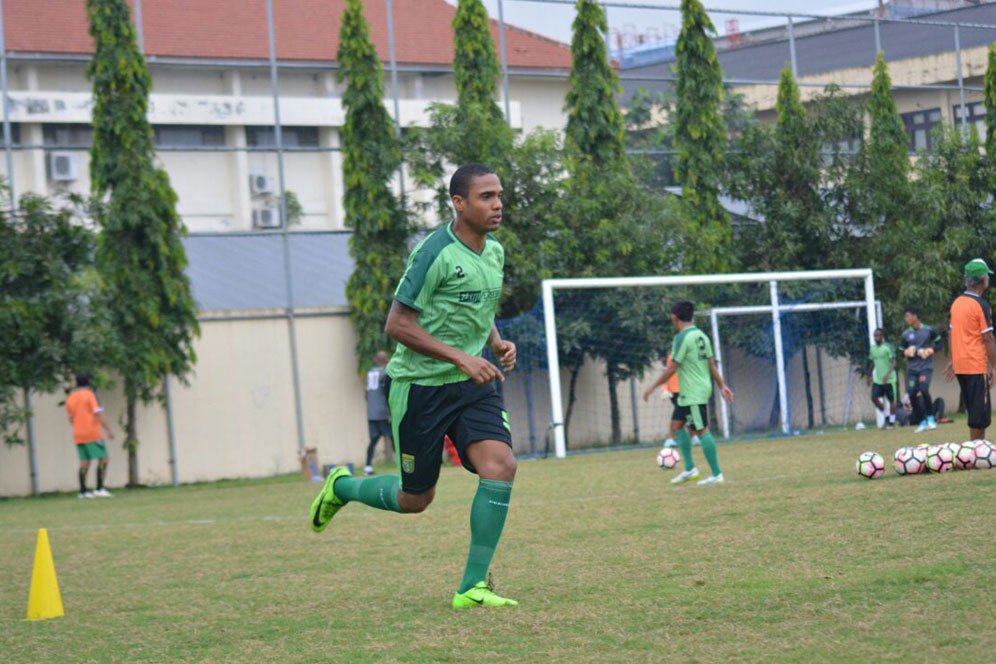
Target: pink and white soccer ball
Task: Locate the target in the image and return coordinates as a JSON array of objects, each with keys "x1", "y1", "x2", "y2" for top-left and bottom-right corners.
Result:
[
  {"x1": 856, "y1": 451, "x2": 885, "y2": 479},
  {"x1": 972, "y1": 440, "x2": 995, "y2": 470},
  {"x1": 657, "y1": 447, "x2": 681, "y2": 470},
  {"x1": 925, "y1": 445, "x2": 955, "y2": 473},
  {"x1": 953, "y1": 443, "x2": 976, "y2": 471},
  {"x1": 893, "y1": 447, "x2": 925, "y2": 475}
]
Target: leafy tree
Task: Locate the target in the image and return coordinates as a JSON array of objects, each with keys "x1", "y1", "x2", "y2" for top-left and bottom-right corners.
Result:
[
  {"x1": 88, "y1": 0, "x2": 199, "y2": 486},
  {"x1": 851, "y1": 53, "x2": 918, "y2": 332},
  {"x1": 0, "y1": 192, "x2": 96, "y2": 448},
  {"x1": 452, "y1": 0, "x2": 503, "y2": 121},
  {"x1": 674, "y1": 0, "x2": 731, "y2": 272},
  {"x1": 984, "y1": 43, "x2": 996, "y2": 200},
  {"x1": 338, "y1": 0, "x2": 410, "y2": 370},
  {"x1": 563, "y1": 0, "x2": 626, "y2": 167}
]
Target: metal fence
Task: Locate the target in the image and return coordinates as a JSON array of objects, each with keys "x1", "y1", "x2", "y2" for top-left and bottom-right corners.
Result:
[{"x1": 3, "y1": 0, "x2": 996, "y2": 491}]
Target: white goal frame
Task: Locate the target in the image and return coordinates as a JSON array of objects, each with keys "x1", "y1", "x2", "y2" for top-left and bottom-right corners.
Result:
[{"x1": 541, "y1": 269, "x2": 877, "y2": 459}]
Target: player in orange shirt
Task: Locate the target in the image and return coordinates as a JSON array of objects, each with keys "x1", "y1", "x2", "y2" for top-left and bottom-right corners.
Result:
[
  {"x1": 65, "y1": 373, "x2": 115, "y2": 499},
  {"x1": 944, "y1": 259, "x2": 996, "y2": 441}
]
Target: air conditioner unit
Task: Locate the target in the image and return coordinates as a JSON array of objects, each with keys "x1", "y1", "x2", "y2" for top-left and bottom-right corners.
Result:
[
  {"x1": 249, "y1": 173, "x2": 275, "y2": 195},
  {"x1": 47, "y1": 151, "x2": 81, "y2": 181},
  {"x1": 252, "y1": 206, "x2": 281, "y2": 229}
]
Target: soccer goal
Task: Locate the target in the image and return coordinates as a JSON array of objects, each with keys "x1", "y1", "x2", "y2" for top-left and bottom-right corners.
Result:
[{"x1": 540, "y1": 269, "x2": 879, "y2": 459}]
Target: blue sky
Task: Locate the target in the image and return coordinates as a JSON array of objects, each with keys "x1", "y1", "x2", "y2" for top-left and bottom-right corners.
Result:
[{"x1": 448, "y1": 1, "x2": 882, "y2": 45}]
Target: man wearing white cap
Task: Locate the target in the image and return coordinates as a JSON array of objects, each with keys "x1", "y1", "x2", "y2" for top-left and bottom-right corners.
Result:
[{"x1": 944, "y1": 258, "x2": 996, "y2": 440}]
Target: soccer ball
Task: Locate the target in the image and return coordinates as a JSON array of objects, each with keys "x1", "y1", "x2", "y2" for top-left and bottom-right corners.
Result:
[
  {"x1": 893, "y1": 447, "x2": 925, "y2": 475},
  {"x1": 953, "y1": 443, "x2": 976, "y2": 471},
  {"x1": 856, "y1": 451, "x2": 885, "y2": 479},
  {"x1": 972, "y1": 440, "x2": 995, "y2": 470},
  {"x1": 925, "y1": 445, "x2": 955, "y2": 473},
  {"x1": 657, "y1": 447, "x2": 680, "y2": 470}
]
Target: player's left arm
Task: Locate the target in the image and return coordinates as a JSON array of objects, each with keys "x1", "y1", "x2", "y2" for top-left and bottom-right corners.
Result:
[
  {"x1": 488, "y1": 324, "x2": 516, "y2": 372},
  {"x1": 708, "y1": 358, "x2": 734, "y2": 403}
]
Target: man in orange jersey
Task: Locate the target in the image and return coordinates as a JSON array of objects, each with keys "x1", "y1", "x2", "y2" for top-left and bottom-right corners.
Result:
[
  {"x1": 65, "y1": 373, "x2": 115, "y2": 498},
  {"x1": 944, "y1": 259, "x2": 996, "y2": 440},
  {"x1": 659, "y1": 354, "x2": 698, "y2": 448}
]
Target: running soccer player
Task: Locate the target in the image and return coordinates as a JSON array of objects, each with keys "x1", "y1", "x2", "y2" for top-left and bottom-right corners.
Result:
[
  {"x1": 867, "y1": 328, "x2": 898, "y2": 428},
  {"x1": 900, "y1": 306, "x2": 943, "y2": 433},
  {"x1": 309, "y1": 163, "x2": 519, "y2": 609},
  {"x1": 642, "y1": 300, "x2": 734, "y2": 485},
  {"x1": 944, "y1": 259, "x2": 996, "y2": 441}
]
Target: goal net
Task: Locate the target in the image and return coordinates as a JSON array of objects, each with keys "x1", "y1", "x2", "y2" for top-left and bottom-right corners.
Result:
[{"x1": 514, "y1": 270, "x2": 879, "y2": 458}]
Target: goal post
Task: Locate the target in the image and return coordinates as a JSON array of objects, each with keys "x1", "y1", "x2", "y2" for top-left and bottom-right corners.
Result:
[{"x1": 541, "y1": 269, "x2": 877, "y2": 459}]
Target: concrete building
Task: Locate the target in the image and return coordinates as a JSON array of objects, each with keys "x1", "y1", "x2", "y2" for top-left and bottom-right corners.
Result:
[
  {"x1": 0, "y1": 0, "x2": 571, "y2": 231},
  {"x1": 620, "y1": 2, "x2": 996, "y2": 150}
]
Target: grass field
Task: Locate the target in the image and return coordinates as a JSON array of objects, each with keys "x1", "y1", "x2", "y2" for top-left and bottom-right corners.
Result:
[{"x1": 2, "y1": 427, "x2": 994, "y2": 663}]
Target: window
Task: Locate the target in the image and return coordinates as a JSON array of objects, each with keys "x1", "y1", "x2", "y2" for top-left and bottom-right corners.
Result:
[
  {"x1": 154, "y1": 125, "x2": 226, "y2": 147},
  {"x1": 42, "y1": 123, "x2": 93, "y2": 147},
  {"x1": 900, "y1": 108, "x2": 942, "y2": 151},
  {"x1": 952, "y1": 101, "x2": 987, "y2": 142},
  {"x1": 0, "y1": 123, "x2": 21, "y2": 147},
  {"x1": 245, "y1": 126, "x2": 320, "y2": 148}
]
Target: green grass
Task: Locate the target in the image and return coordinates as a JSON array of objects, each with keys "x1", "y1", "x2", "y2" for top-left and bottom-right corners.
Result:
[{"x1": 2, "y1": 428, "x2": 994, "y2": 663}]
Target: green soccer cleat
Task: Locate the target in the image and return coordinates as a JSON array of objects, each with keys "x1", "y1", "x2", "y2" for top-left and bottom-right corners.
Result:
[
  {"x1": 452, "y1": 580, "x2": 519, "y2": 609},
  {"x1": 309, "y1": 466, "x2": 351, "y2": 533}
]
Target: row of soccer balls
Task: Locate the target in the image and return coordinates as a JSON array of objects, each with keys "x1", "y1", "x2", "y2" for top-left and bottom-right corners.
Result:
[{"x1": 856, "y1": 440, "x2": 996, "y2": 479}]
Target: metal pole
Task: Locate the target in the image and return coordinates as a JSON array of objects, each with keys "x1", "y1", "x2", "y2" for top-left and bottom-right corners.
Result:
[
  {"x1": 384, "y1": 0, "x2": 406, "y2": 195},
  {"x1": 497, "y1": 0, "x2": 512, "y2": 121},
  {"x1": 954, "y1": 25, "x2": 967, "y2": 133},
  {"x1": 0, "y1": 0, "x2": 16, "y2": 206},
  {"x1": 266, "y1": 0, "x2": 306, "y2": 451},
  {"x1": 164, "y1": 376, "x2": 179, "y2": 486},
  {"x1": 874, "y1": 17, "x2": 882, "y2": 54},
  {"x1": 770, "y1": 281, "x2": 790, "y2": 435},
  {"x1": 24, "y1": 389, "x2": 39, "y2": 496},
  {"x1": 787, "y1": 16, "x2": 798, "y2": 77},
  {"x1": 542, "y1": 281, "x2": 566, "y2": 457},
  {"x1": 864, "y1": 273, "x2": 877, "y2": 348},
  {"x1": 134, "y1": 0, "x2": 144, "y2": 52},
  {"x1": 629, "y1": 377, "x2": 640, "y2": 445},
  {"x1": 710, "y1": 310, "x2": 730, "y2": 440}
]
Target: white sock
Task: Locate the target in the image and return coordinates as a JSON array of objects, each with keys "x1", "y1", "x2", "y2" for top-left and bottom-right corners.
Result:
[
  {"x1": 692, "y1": 435, "x2": 700, "y2": 445},
  {"x1": 889, "y1": 415, "x2": 896, "y2": 423},
  {"x1": 664, "y1": 438, "x2": 675, "y2": 448}
]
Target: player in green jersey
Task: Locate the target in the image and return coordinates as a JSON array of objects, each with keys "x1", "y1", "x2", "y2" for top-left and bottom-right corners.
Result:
[
  {"x1": 643, "y1": 300, "x2": 734, "y2": 485},
  {"x1": 309, "y1": 163, "x2": 519, "y2": 609},
  {"x1": 867, "y1": 328, "x2": 898, "y2": 428}
]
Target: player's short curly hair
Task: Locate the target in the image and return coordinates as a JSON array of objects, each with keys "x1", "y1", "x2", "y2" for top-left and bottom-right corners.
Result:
[
  {"x1": 449, "y1": 163, "x2": 495, "y2": 199},
  {"x1": 671, "y1": 300, "x2": 694, "y2": 322}
]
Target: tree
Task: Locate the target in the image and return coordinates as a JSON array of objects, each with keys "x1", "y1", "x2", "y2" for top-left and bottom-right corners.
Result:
[
  {"x1": 674, "y1": 0, "x2": 731, "y2": 273},
  {"x1": 985, "y1": 44, "x2": 996, "y2": 162},
  {"x1": 852, "y1": 53, "x2": 918, "y2": 331},
  {"x1": 0, "y1": 192, "x2": 96, "y2": 447},
  {"x1": 452, "y1": 0, "x2": 503, "y2": 121},
  {"x1": 563, "y1": 0, "x2": 626, "y2": 167},
  {"x1": 87, "y1": 0, "x2": 199, "y2": 486},
  {"x1": 338, "y1": 0, "x2": 410, "y2": 371}
]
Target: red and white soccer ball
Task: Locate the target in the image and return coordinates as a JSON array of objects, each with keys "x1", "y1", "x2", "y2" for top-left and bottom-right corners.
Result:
[
  {"x1": 893, "y1": 446, "x2": 925, "y2": 475},
  {"x1": 856, "y1": 451, "x2": 885, "y2": 479},
  {"x1": 657, "y1": 447, "x2": 681, "y2": 470},
  {"x1": 925, "y1": 445, "x2": 955, "y2": 473},
  {"x1": 953, "y1": 443, "x2": 976, "y2": 471},
  {"x1": 972, "y1": 440, "x2": 995, "y2": 470}
]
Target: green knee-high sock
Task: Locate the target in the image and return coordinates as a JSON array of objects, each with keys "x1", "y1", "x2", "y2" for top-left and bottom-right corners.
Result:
[
  {"x1": 675, "y1": 429, "x2": 695, "y2": 471},
  {"x1": 332, "y1": 474, "x2": 403, "y2": 513},
  {"x1": 699, "y1": 432, "x2": 722, "y2": 476},
  {"x1": 458, "y1": 479, "x2": 513, "y2": 594}
]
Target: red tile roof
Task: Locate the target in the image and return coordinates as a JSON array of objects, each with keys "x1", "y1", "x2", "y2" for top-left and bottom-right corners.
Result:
[{"x1": 3, "y1": 0, "x2": 571, "y2": 69}]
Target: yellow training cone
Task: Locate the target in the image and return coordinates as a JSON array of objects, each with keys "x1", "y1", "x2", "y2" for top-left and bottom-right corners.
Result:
[{"x1": 25, "y1": 528, "x2": 64, "y2": 621}]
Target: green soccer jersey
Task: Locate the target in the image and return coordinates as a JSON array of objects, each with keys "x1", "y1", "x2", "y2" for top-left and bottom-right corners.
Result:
[
  {"x1": 387, "y1": 222, "x2": 504, "y2": 385},
  {"x1": 671, "y1": 325, "x2": 714, "y2": 406},
  {"x1": 869, "y1": 342, "x2": 897, "y2": 385}
]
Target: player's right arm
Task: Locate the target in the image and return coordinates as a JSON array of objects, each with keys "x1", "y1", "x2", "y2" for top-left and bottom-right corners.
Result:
[
  {"x1": 642, "y1": 360, "x2": 677, "y2": 402},
  {"x1": 384, "y1": 301, "x2": 503, "y2": 384}
]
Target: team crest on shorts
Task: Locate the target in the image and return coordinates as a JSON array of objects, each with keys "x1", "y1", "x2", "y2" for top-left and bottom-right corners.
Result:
[{"x1": 402, "y1": 453, "x2": 415, "y2": 474}]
